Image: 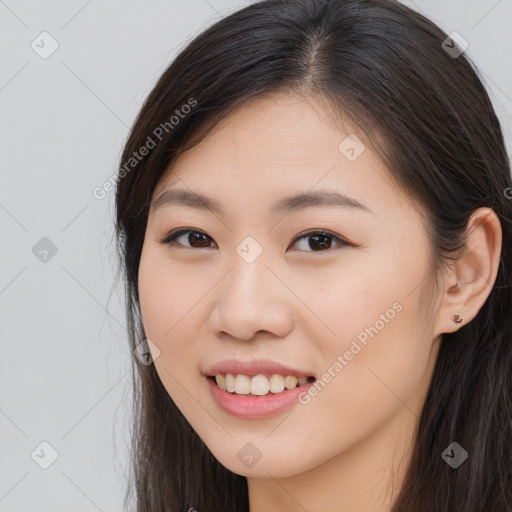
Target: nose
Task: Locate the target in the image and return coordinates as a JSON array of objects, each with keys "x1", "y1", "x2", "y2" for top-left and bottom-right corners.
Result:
[{"x1": 207, "y1": 255, "x2": 295, "y2": 342}]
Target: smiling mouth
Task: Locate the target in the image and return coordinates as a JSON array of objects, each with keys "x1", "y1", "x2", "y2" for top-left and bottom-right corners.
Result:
[{"x1": 207, "y1": 374, "x2": 316, "y2": 397}]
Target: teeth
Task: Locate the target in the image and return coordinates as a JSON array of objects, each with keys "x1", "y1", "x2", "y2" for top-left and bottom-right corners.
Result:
[
  {"x1": 250, "y1": 375, "x2": 270, "y2": 396},
  {"x1": 297, "y1": 376, "x2": 308, "y2": 386},
  {"x1": 214, "y1": 373, "x2": 312, "y2": 396},
  {"x1": 234, "y1": 374, "x2": 251, "y2": 394},
  {"x1": 269, "y1": 374, "x2": 285, "y2": 393},
  {"x1": 225, "y1": 373, "x2": 236, "y2": 393},
  {"x1": 215, "y1": 374, "x2": 226, "y2": 390},
  {"x1": 284, "y1": 375, "x2": 298, "y2": 389}
]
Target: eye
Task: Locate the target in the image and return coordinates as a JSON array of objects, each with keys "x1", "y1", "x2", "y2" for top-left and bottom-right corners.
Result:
[
  {"x1": 159, "y1": 228, "x2": 216, "y2": 249},
  {"x1": 289, "y1": 229, "x2": 350, "y2": 252},
  {"x1": 159, "y1": 228, "x2": 351, "y2": 252}
]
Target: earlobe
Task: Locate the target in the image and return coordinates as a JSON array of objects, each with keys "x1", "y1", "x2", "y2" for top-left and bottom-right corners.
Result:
[{"x1": 434, "y1": 207, "x2": 502, "y2": 336}]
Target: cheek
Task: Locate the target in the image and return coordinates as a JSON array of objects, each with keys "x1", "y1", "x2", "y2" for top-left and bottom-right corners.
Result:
[
  {"x1": 138, "y1": 245, "x2": 203, "y2": 340},
  {"x1": 301, "y1": 257, "x2": 402, "y2": 350},
  {"x1": 307, "y1": 260, "x2": 433, "y2": 424},
  {"x1": 137, "y1": 246, "x2": 210, "y2": 389}
]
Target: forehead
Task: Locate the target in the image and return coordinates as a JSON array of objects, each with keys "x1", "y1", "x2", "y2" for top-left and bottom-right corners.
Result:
[{"x1": 152, "y1": 91, "x2": 414, "y2": 222}]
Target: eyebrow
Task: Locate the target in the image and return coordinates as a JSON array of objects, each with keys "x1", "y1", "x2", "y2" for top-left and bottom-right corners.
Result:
[{"x1": 151, "y1": 188, "x2": 374, "y2": 215}]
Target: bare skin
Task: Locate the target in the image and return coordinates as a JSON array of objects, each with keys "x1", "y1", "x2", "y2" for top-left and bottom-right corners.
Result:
[{"x1": 137, "y1": 90, "x2": 502, "y2": 511}]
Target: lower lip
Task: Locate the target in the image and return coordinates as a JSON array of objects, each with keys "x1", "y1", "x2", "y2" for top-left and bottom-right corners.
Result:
[{"x1": 206, "y1": 376, "x2": 314, "y2": 419}]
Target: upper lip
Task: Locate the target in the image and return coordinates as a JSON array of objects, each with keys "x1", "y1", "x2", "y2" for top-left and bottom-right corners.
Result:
[{"x1": 204, "y1": 359, "x2": 315, "y2": 377}]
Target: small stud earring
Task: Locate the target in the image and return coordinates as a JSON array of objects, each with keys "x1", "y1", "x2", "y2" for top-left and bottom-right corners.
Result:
[{"x1": 451, "y1": 313, "x2": 464, "y2": 324}]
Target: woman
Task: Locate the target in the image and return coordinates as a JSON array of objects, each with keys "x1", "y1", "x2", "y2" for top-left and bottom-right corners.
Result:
[{"x1": 114, "y1": 0, "x2": 512, "y2": 510}]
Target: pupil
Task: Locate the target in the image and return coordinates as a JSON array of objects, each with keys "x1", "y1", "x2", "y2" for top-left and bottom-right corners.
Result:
[
  {"x1": 190, "y1": 233, "x2": 210, "y2": 247},
  {"x1": 309, "y1": 234, "x2": 331, "y2": 251}
]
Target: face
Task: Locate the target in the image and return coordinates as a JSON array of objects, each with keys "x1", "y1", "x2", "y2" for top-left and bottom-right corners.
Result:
[{"x1": 138, "y1": 91, "x2": 442, "y2": 480}]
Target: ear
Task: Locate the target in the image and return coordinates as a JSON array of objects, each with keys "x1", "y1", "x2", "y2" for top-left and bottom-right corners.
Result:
[{"x1": 435, "y1": 207, "x2": 502, "y2": 336}]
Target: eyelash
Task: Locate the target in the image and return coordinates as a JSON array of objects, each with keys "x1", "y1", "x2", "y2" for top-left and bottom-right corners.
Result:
[{"x1": 159, "y1": 228, "x2": 351, "y2": 252}]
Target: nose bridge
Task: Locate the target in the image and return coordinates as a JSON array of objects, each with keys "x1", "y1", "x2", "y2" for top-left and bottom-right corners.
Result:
[
  {"x1": 230, "y1": 249, "x2": 268, "y2": 300},
  {"x1": 208, "y1": 238, "x2": 293, "y2": 340},
  {"x1": 227, "y1": 234, "x2": 273, "y2": 301}
]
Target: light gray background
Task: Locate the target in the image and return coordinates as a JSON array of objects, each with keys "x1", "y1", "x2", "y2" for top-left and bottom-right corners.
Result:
[{"x1": 1, "y1": 0, "x2": 511, "y2": 510}]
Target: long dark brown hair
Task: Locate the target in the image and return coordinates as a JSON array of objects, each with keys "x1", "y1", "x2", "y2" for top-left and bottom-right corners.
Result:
[{"x1": 113, "y1": 0, "x2": 512, "y2": 510}]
